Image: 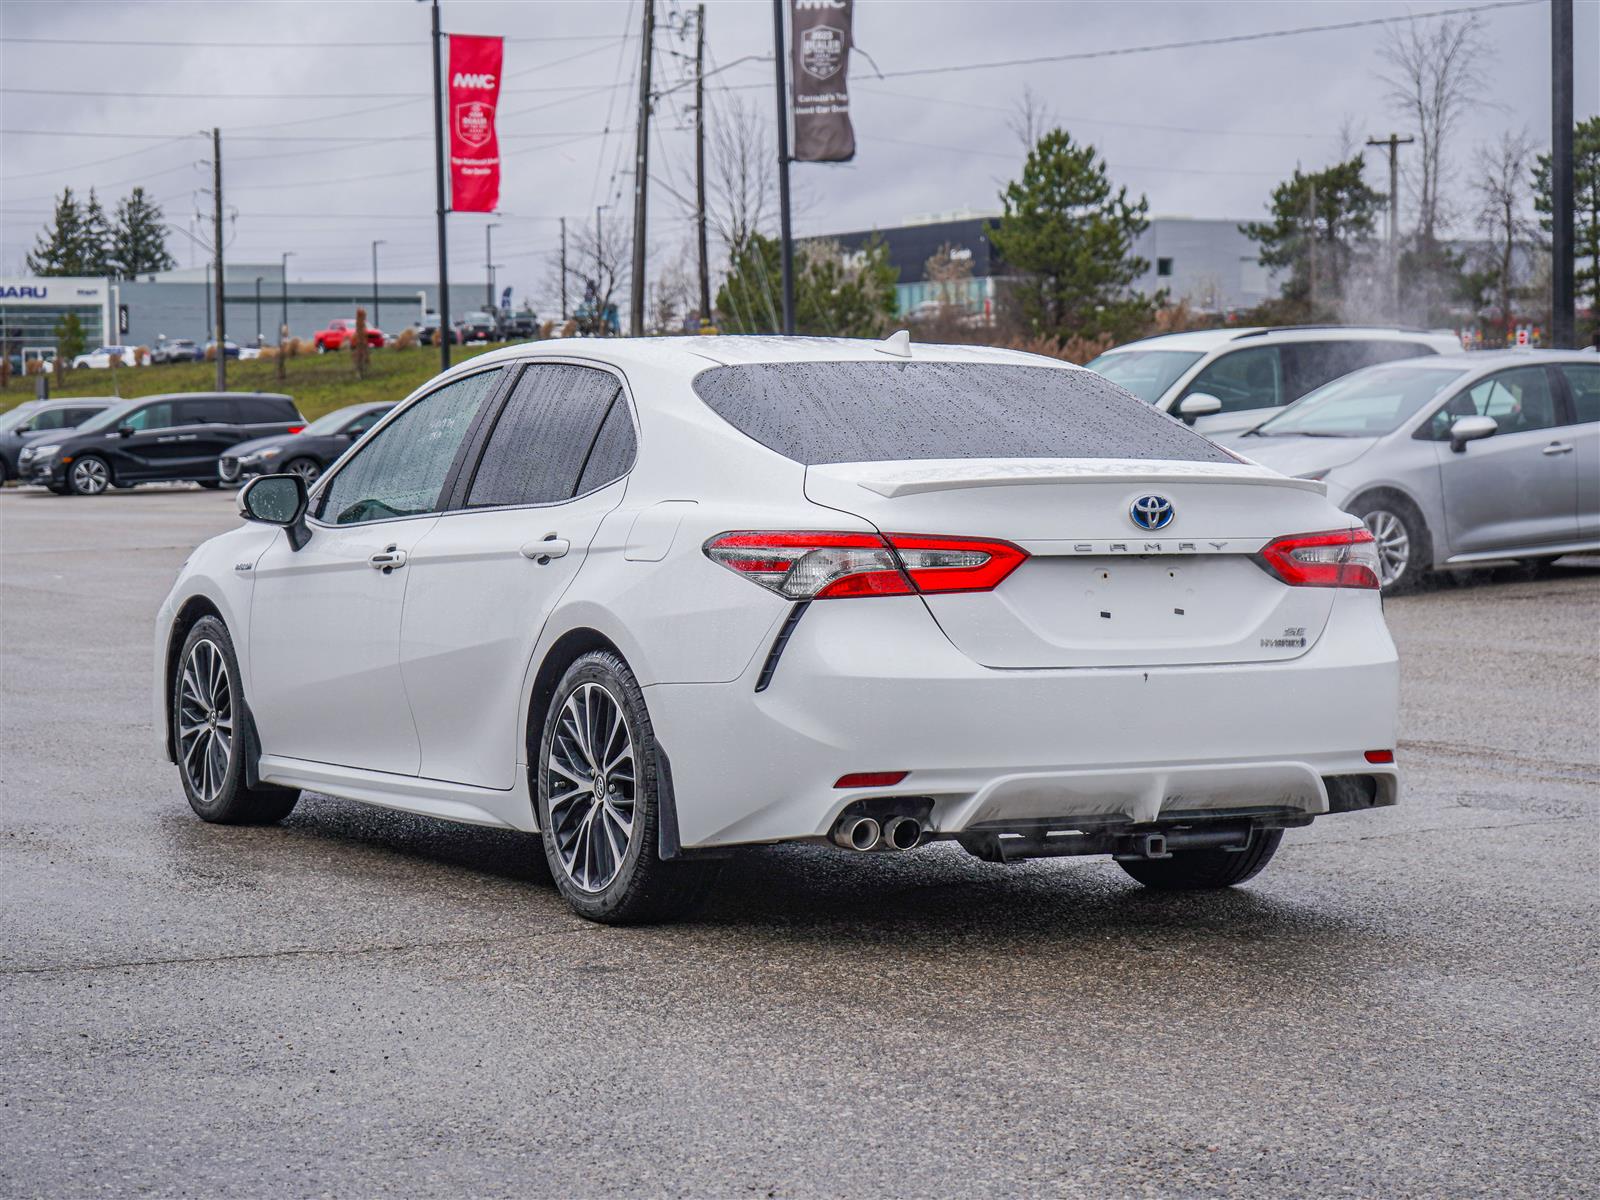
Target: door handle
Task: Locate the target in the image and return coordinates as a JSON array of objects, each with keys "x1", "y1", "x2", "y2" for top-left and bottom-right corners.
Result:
[
  {"x1": 156, "y1": 435, "x2": 179, "y2": 443},
  {"x1": 521, "y1": 535, "x2": 570, "y2": 564},
  {"x1": 1542, "y1": 442, "x2": 1573, "y2": 455},
  {"x1": 369, "y1": 545, "x2": 407, "y2": 573}
]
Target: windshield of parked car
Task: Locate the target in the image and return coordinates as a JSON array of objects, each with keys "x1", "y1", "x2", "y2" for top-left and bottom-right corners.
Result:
[
  {"x1": 693, "y1": 361, "x2": 1234, "y2": 465},
  {"x1": 74, "y1": 399, "x2": 143, "y2": 434},
  {"x1": 302, "y1": 406, "x2": 369, "y2": 436},
  {"x1": 1083, "y1": 349, "x2": 1204, "y2": 403},
  {"x1": 1251, "y1": 364, "x2": 1468, "y2": 437}
]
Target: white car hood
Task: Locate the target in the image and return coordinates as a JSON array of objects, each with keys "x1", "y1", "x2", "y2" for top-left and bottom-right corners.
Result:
[{"x1": 1224, "y1": 434, "x2": 1379, "y2": 478}]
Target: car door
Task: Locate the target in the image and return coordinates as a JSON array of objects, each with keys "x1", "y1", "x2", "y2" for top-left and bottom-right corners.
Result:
[
  {"x1": 1553, "y1": 362, "x2": 1600, "y2": 539},
  {"x1": 109, "y1": 400, "x2": 180, "y2": 479},
  {"x1": 170, "y1": 397, "x2": 243, "y2": 478},
  {"x1": 1429, "y1": 365, "x2": 1577, "y2": 554},
  {"x1": 1173, "y1": 345, "x2": 1285, "y2": 433},
  {"x1": 247, "y1": 368, "x2": 503, "y2": 775},
  {"x1": 398, "y1": 363, "x2": 637, "y2": 790}
]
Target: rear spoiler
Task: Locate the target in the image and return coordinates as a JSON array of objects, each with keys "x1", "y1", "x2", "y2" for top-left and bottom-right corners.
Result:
[{"x1": 808, "y1": 458, "x2": 1329, "y2": 499}]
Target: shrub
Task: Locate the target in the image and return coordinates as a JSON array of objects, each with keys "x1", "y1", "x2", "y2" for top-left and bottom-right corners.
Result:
[{"x1": 393, "y1": 326, "x2": 417, "y2": 350}]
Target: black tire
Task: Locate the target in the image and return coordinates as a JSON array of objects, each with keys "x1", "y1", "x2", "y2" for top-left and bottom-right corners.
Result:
[
  {"x1": 46, "y1": 482, "x2": 69, "y2": 495},
  {"x1": 174, "y1": 616, "x2": 299, "y2": 824},
  {"x1": 1117, "y1": 828, "x2": 1283, "y2": 891},
  {"x1": 197, "y1": 480, "x2": 223, "y2": 490},
  {"x1": 1348, "y1": 494, "x2": 1429, "y2": 593},
  {"x1": 535, "y1": 650, "x2": 718, "y2": 924},
  {"x1": 67, "y1": 454, "x2": 112, "y2": 496}
]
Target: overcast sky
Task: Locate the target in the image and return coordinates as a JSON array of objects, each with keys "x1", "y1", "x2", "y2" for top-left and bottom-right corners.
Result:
[{"x1": 2, "y1": 0, "x2": 1595, "y2": 314}]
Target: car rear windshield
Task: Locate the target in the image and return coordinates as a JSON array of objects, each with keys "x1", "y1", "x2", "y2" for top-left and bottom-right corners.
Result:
[{"x1": 691, "y1": 361, "x2": 1234, "y2": 465}]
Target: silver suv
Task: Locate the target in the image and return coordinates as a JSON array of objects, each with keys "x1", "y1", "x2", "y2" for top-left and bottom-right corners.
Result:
[
  {"x1": 1220, "y1": 350, "x2": 1599, "y2": 590},
  {"x1": 1087, "y1": 325, "x2": 1462, "y2": 436}
]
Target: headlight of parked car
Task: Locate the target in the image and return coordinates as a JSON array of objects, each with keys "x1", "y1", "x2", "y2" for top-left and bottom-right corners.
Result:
[
  {"x1": 28, "y1": 443, "x2": 60, "y2": 462},
  {"x1": 241, "y1": 447, "x2": 282, "y2": 467}
]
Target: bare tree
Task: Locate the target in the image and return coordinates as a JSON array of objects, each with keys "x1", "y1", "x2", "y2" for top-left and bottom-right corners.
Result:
[
  {"x1": 1474, "y1": 129, "x2": 1535, "y2": 333},
  {"x1": 559, "y1": 212, "x2": 629, "y2": 335},
  {"x1": 1378, "y1": 14, "x2": 1487, "y2": 244},
  {"x1": 707, "y1": 94, "x2": 777, "y2": 253},
  {"x1": 1007, "y1": 85, "x2": 1056, "y2": 153}
]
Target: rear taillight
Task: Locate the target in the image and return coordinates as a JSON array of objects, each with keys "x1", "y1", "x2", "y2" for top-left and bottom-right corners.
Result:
[
  {"x1": 287, "y1": 425, "x2": 305, "y2": 434},
  {"x1": 1255, "y1": 528, "x2": 1381, "y2": 590},
  {"x1": 704, "y1": 531, "x2": 1027, "y2": 601}
]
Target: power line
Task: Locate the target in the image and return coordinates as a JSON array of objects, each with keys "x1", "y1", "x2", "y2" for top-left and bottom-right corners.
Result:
[{"x1": 0, "y1": 33, "x2": 625, "y2": 48}]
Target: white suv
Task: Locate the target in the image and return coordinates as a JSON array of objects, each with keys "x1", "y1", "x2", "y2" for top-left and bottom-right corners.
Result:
[{"x1": 1087, "y1": 326, "x2": 1462, "y2": 436}]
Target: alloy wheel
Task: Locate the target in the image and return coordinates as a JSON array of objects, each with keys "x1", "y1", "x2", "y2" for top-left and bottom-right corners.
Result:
[
  {"x1": 285, "y1": 458, "x2": 321, "y2": 483},
  {"x1": 71, "y1": 458, "x2": 109, "y2": 495},
  {"x1": 546, "y1": 682, "x2": 637, "y2": 893},
  {"x1": 1362, "y1": 509, "x2": 1410, "y2": 588},
  {"x1": 177, "y1": 639, "x2": 233, "y2": 804}
]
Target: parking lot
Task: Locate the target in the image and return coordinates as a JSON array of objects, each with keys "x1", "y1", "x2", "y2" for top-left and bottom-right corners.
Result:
[{"x1": 1, "y1": 485, "x2": 1596, "y2": 1197}]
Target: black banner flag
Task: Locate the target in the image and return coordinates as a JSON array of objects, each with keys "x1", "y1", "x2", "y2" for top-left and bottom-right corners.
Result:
[{"x1": 790, "y1": 0, "x2": 854, "y2": 162}]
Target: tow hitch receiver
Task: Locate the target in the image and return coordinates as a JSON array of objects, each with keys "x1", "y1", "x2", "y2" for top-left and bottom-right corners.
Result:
[{"x1": 960, "y1": 820, "x2": 1261, "y2": 864}]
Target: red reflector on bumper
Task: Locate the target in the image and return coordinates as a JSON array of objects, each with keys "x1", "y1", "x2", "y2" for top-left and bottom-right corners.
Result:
[
  {"x1": 1364, "y1": 750, "x2": 1395, "y2": 764},
  {"x1": 833, "y1": 771, "x2": 908, "y2": 789}
]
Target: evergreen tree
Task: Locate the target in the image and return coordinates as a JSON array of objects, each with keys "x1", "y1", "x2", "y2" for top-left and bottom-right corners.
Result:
[
  {"x1": 1241, "y1": 158, "x2": 1383, "y2": 320},
  {"x1": 715, "y1": 234, "x2": 899, "y2": 336},
  {"x1": 987, "y1": 129, "x2": 1153, "y2": 342},
  {"x1": 27, "y1": 189, "x2": 96, "y2": 276},
  {"x1": 81, "y1": 189, "x2": 113, "y2": 276},
  {"x1": 110, "y1": 187, "x2": 177, "y2": 278},
  {"x1": 1534, "y1": 115, "x2": 1600, "y2": 322}
]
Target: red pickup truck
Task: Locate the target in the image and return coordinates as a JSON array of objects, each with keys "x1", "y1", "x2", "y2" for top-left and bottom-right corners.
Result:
[{"x1": 314, "y1": 319, "x2": 386, "y2": 352}]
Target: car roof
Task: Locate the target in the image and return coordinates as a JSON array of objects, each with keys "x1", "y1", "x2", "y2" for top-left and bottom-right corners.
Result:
[
  {"x1": 35, "y1": 396, "x2": 112, "y2": 407},
  {"x1": 1102, "y1": 326, "x2": 1460, "y2": 353}
]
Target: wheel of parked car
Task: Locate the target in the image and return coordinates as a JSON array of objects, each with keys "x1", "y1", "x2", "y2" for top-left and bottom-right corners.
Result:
[
  {"x1": 197, "y1": 481, "x2": 223, "y2": 490},
  {"x1": 316, "y1": 341, "x2": 329, "y2": 354},
  {"x1": 1348, "y1": 495, "x2": 1428, "y2": 593},
  {"x1": 283, "y1": 456, "x2": 322, "y2": 483},
  {"x1": 67, "y1": 455, "x2": 111, "y2": 496},
  {"x1": 174, "y1": 616, "x2": 299, "y2": 824},
  {"x1": 536, "y1": 650, "x2": 718, "y2": 924},
  {"x1": 1117, "y1": 829, "x2": 1283, "y2": 890}
]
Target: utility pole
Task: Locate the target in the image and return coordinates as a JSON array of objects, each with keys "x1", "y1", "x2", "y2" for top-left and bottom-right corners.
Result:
[
  {"x1": 1306, "y1": 177, "x2": 1318, "y2": 316},
  {"x1": 211, "y1": 127, "x2": 226, "y2": 391},
  {"x1": 1366, "y1": 132, "x2": 1413, "y2": 323},
  {"x1": 429, "y1": 0, "x2": 451, "y2": 371},
  {"x1": 280, "y1": 251, "x2": 294, "y2": 342},
  {"x1": 371, "y1": 240, "x2": 385, "y2": 329},
  {"x1": 485, "y1": 223, "x2": 499, "y2": 309},
  {"x1": 559, "y1": 216, "x2": 568, "y2": 320},
  {"x1": 596, "y1": 203, "x2": 607, "y2": 303},
  {"x1": 629, "y1": 0, "x2": 655, "y2": 337},
  {"x1": 694, "y1": 3, "x2": 711, "y2": 329},
  {"x1": 770, "y1": 0, "x2": 795, "y2": 334},
  {"x1": 254, "y1": 276, "x2": 263, "y2": 346},
  {"x1": 1551, "y1": 0, "x2": 1575, "y2": 347}
]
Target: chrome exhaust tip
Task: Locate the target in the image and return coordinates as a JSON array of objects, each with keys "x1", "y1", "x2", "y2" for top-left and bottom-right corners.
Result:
[
  {"x1": 831, "y1": 815, "x2": 881, "y2": 852},
  {"x1": 880, "y1": 815, "x2": 923, "y2": 851}
]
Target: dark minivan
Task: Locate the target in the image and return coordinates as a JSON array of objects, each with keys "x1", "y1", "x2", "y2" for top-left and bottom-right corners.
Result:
[{"x1": 22, "y1": 392, "x2": 305, "y2": 495}]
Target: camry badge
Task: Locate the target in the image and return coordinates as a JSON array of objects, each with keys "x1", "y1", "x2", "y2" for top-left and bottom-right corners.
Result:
[{"x1": 1129, "y1": 495, "x2": 1174, "y2": 531}]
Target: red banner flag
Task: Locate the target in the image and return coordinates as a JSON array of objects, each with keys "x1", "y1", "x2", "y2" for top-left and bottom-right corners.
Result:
[{"x1": 448, "y1": 34, "x2": 502, "y2": 213}]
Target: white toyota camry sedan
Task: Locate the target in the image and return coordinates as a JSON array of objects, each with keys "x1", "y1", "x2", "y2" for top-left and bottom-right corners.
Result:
[{"x1": 155, "y1": 335, "x2": 1400, "y2": 923}]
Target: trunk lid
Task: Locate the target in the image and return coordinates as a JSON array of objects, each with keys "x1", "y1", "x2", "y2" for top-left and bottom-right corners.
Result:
[{"x1": 805, "y1": 457, "x2": 1343, "y2": 669}]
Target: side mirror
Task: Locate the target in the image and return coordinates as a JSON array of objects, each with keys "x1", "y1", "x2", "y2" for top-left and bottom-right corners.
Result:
[
  {"x1": 1449, "y1": 414, "x2": 1497, "y2": 453},
  {"x1": 117, "y1": 423, "x2": 135, "y2": 438},
  {"x1": 239, "y1": 473, "x2": 311, "y2": 550},
  {"x1": 1176, "y1": 393, "x2": 1224, "y2": 425}
]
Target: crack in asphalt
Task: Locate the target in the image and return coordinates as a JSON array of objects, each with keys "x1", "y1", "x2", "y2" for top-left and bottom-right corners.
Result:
[{"x1": 0, "y1": 927, "x2": 585, "y2": 978}]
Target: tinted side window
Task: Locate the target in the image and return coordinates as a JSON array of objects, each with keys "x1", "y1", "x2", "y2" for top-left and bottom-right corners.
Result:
[
  {"x1": 1559, "y1": 364, "x2": 1600, "y2": 424},
  {"x1": 466, "y1": 365, "x2": 620, "y2": 507},
  {"x1": 236, "y1": 397, "x2": 288, "y2": 423},
  {"x1": 1282, "y1": 341, "x2": 1433, "y2": 399},
  {"x1": 317, "y1": 370, "x2": 499, "y2": 525},
  {"x1": 63, "y1": 407, "x2": 103, "y2": 425},
  {"x1": 575, "y1": 394, "x2": 637, "y2": 495},
  {"x1": 1427, "y1": 367, "x2": 1558, "y2": 439},
  {"x1": 1180, "y1": 347, "x2": 1283, "y2": 413},
  {"x1": 176, "y1": 398, "x2": 227, "y2": 425},
  {"x1": 345, "y1": 409, "x2": 389, "y2": 437},
  {"x1": 124, "y1": 402, "x2": 176, "y2": 431},
  {"x1": 31, "y1": 408, "x2": 71, "y2": 430}
]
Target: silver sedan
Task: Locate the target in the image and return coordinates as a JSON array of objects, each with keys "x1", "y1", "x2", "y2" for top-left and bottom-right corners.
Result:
[{"x1": 1220, "y1": 349, "x2": 1599, "y2": 590}]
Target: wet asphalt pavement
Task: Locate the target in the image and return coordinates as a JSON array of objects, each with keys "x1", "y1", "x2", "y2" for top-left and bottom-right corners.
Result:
[{"x1": 1, "y1": 487, "x2": 1596, "y2": 1198}]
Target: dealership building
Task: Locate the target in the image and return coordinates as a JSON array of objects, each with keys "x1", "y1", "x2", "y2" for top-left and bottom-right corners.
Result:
[
  {"x1": 822, "y1": 212, "x2": 1276, "y2": 319},
  {"x1": 1, "y1": 266, "x2": 442, "y2": 359}
]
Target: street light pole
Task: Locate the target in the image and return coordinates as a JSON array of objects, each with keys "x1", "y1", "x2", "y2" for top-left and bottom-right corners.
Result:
[
  {"x1": 254, "y1": 276, "x2": 263, "y2": 346},
  {"x1": 428, "y1": 0, "x2": 451, "y2": 371},
  {"x1": 485, "y1": 223, "x2": 498, "y2": 309},
  {"x1": 280, "y1": 251, "x2": 294, "y2": 343},
  {"x1": 770, "y1": 0, "x2": 795, "y2": 334},
  {"x1": 371, "y1": 240, "x2": 385, "y2": 329}
]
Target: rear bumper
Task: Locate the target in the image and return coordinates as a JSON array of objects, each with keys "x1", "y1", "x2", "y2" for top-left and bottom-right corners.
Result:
[{"x1": 645, "y1": 593, "x2": 1399, "y2": 849}]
